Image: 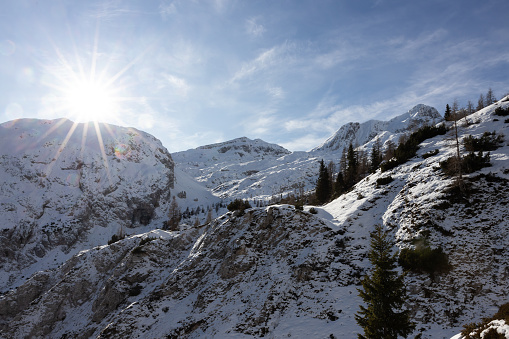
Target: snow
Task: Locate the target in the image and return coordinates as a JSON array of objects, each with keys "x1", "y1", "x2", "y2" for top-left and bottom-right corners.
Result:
[
  {"x1": 173, "y1": 104, "x2": 443, "y2": 201},
  {"x1": 2, "y1": 99, "x2": 509, "y2": 338}
]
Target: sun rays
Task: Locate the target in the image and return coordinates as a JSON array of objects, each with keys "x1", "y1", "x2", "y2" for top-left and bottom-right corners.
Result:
[{"x1": 33, "y1": 18, "x2": 156, "y2": 187}]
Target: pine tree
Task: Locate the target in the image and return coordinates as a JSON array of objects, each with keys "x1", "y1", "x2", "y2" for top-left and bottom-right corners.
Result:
[
  {"x1": 444, "y1": 104, "x2": 451, "y2": 121},
  {"x1": 355, "y1": 225, "x2": 414, "y2": 339},
  {"x1": 334, "y1": 172, "x2": 346, "y2": 197},
  {"x1": 370, "y1": 138, "x2": 383, "y2": 173},
  {"x1": 315, "y1": 159, "x2": 331, "y2": 204},
  {"x1": 345, "y1": 143, "x2": 358, "y2": 189}
]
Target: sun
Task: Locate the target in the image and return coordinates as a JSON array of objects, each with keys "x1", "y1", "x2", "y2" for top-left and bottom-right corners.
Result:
[{"x1": 62, "y1": 77, "x2": 118, "y2": 122}]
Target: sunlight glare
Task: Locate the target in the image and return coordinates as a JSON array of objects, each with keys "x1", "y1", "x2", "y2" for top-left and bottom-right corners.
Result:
[{"x1": 63, "y1": 78, "x2": 118, "y2": 122}]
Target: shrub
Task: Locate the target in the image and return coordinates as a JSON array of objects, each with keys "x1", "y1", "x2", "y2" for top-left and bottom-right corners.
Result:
[
  {"x1": 227, "y1": 199, "x2": 252, "y2": 215},
  {"x1": 376, "y1": 176, "x2": 394, "y2": 186},
  {"x1": 132, "y1": 236, "x2": 157, "y2": 254},
  {"x1": 440, "y1": 152, "x2": 491, "y2": 176},
  {"x1": 422, "y1": 149, "x2": 439, "y2": 159},
  {"x1": 381, "y1": 124, "x2": 447, "y2": 172},
  {"x1": 129, "y1": 284, "x2": 143, "y2": 296},
  {"x1": 462, "y1": 151, "x2": 492, "y2": 173},
  {"x1": 464, "y1": 132, "x2": 503, "y2": 152},
  {"x1": 380, "y1": 159, "x2": 399, "y2": 172},
  {"x1": 108, "y1": 233, "x2": 125, "y2": 245},
  {"x1": 398, "y1": 241, "x2": 450, "y2": 274},
  {"x1": 494, "y1": 106, "x2": 509, "y2": 116},
  {"x1": 309, "y1": 207, "x2": 318, "y2": 214},
  {"x1": 461, "y1": 302, "x2": 509, "y2": 338},
  {"x1": 227, "y1": 199, "x2": 251, "y2": 211}
]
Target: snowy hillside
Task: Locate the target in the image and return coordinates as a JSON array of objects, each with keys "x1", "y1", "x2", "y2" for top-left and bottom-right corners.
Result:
[
  {"x1": 1, "y1": 99, "x2": 508, "y2": 338},
  {"x1": 0, "y1": 119, "x2": 219, "y2": 291},
  {"x1": 173, "y1": 104, "x2": 443, "y2": 201}
]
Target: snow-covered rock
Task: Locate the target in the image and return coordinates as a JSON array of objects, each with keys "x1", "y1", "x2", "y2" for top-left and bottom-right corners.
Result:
[
  {"x1": 314, "y1": 104, "x2": 442, "y2": 151},
  {"x1": 173, "y1": 104, "x2": 443, "y2": 201},
  {"x1": 1, "y1": 99, "x2": 509, "y2": 338},
  {"x1": 0, "y1": 118, "x2": 176, "y2": 290}
]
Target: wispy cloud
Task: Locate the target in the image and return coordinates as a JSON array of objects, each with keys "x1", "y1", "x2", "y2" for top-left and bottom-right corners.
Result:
[
  {"x1": 385, "y1": 29, "x2": 448, "y2": 61},
  {"x1": 266, "y1": 86, "x2": 284, "y2": 100},
  {"x1": 280, "y1": 134, "x2": 327, "y2": 152},
  {"x1": 229, "y1": 42, "x2": 296, "y2": 83},
  {"x1": 159, "y1": 0, "x2": 177, "y2": 19},
  {"x1": 163, "y1": 74, "x2": 190, "y2": 97},
  {"x1": 246, "y1": 17, "x2": 266, "y2": 37}
]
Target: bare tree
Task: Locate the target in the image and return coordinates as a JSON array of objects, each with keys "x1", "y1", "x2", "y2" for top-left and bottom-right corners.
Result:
[
  {"x1": 477, "y1": 93, "x2": 485, "y2": 111},
  {"x1": 485, "y1": 88, "x2": 496, "y2": 106},
  {"x1": 166, "y1": 196, "x2": 181, "y2": 231}
]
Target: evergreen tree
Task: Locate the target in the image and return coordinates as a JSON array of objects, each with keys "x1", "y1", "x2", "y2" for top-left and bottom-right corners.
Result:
[
  {"x1": 370, "y1": 138, "x2": 383, "y2": 173},
  {"x1": 345, "y1": 143, "x2": 358, "y2": 189},
  {"x1": 444, "y1": 104, "x2": 451, "y2": 121},
  {"x1": 334, "y1": 172, "x2": 346, "y2": 197},
  {"x1": 356, "y1": 225, "x2": 414, "y2": 339},
  {"x1": 315, "y1": 159, "x2": 331, "y2": 204}
]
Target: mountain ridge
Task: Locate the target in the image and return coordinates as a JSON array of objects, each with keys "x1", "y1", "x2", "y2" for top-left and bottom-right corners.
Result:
[
  {"x1": 173, "y1": 104, "x2": 443, "y2": 200},
  {"x1": 1, "y1": 99, "x2": 508, "y2": 338}
]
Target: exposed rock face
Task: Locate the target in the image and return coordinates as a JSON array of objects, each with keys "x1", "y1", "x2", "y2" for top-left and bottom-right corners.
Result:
[
  {"x1": 0, "y1": 208, "x2": 362, "y2": 339},
  {"x1": 0, "y1": 118, "x2": 175, "y2": 290}
]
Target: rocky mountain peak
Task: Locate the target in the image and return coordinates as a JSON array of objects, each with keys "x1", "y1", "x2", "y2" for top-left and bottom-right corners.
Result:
[
  {"x1": 0, "y1": 118, "x2": 176, "y2": 290},
  {"x1": 313, "y1": 104, "x2": 443, "y2": 152}
]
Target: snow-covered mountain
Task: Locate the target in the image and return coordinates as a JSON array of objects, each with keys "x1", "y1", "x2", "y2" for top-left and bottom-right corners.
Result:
[
  {"x1": 0, "y1": 118, "x2": 218, "y2": 291},
  {"x1": 1, "y1": 98, "x2": 508, "y2": 338},
  {"x1": 313, "y1": 104, "x2": 442, "y2": 152},
  {"x1": 173, "y1": 104, "x2": 443, "y2": 200}
]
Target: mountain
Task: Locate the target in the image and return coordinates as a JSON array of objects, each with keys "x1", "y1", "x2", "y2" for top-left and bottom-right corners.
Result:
[
  {"x1": 0, "y1": 118, "x2": 219, "y2": 292},
  {"x1": 1, "y1": 98, "x2": 508, "y2": 338},
  {"x1": 173, "y1": 104, "x2": 443, "y2": 200},
  {"x1": 312, "y1": 104, "x2": 442, "y2": 152},
  {"x1": 172, "y1": 137, "x2": 299, "y2": 199}
]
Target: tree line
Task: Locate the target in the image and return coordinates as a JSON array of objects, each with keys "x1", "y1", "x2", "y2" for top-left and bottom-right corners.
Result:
[
  {"x1": 444, "y1": 87, "x2": 499, "y2": 121},
  {"x1": 315, "y1": 87, "x2": 506, "y2": 205}
]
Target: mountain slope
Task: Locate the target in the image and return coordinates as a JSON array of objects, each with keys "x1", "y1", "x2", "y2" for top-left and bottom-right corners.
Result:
[
  {"x1": 2, "y1": 99, "x2": 508, "y2": 338},
  {"x1": 173, "y1": 104, "x2": 443, "y2": 200},
  {"x1": 0, "y1": 118, "x2": 177, "y2": 290},
  {"x1": 312, "y1": 104, "x2": 442, "y2": 152}
]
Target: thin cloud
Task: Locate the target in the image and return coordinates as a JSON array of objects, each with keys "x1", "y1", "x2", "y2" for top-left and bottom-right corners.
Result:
[
  {"x1": 386, "y1": 29, "x2": 448, "y2": 61},
  {"x1": 159, "y1": 0, "x2": 177, "y2": 19},
  {"x1": 281, "y1": 134, "x2": 327, "y2": 152},
  {"x1": 267, "y1": 86, "x2": 284, "y2": 100},
  {"x1": 164, "y1": 74, "x2": 190, "y2": 98},
  {"x1": 246, "y1": 17, "x2": 266, "y2": 37},
  {"x1": 230, "y1": 42, "x2": 296, "y2": 83}
]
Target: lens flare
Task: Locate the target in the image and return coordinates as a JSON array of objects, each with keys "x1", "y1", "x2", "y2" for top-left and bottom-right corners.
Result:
[{"x1": 114, "y1": 143, "x2": 130, "y2": 159}]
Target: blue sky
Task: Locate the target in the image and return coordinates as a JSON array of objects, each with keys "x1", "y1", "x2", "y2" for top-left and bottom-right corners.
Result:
[{"x1": 1, "y1": 0, "x2": 508, "y2": 152}]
